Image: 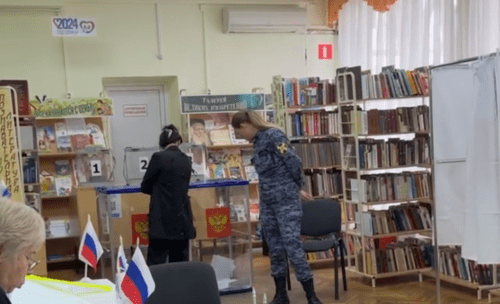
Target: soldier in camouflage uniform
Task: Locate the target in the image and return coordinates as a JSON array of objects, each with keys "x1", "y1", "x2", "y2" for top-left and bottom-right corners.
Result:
[{"x1": 232, "y1": 110, "x2": 323, "y2": 304}]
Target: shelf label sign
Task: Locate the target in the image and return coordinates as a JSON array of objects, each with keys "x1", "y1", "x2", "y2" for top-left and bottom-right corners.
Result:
[
  {"x1": 180, "y1": 94, "x2": 265, "y2": 114},
  {"x1": 0, "y1": 88, "x2": 22, "y2": 202},
  {"x1": 90, "y1": 160, "x2": 102, "y2": 177},
  {"x1": 318, "y1": 43, "x2": 332, "y2": 60},
  {"x1": 139, "y1": 157, "x2": 149, "y2": 173},
  {"x1": 30, "y1": 98, "x2": 113, "y2": 118},
  {"x1": 52, "y1": 17, "x2": 96, "y2": 37}
]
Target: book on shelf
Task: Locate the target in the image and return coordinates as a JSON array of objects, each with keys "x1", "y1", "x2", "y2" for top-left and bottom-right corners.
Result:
[
  {"x1": 342, "y1": 137, "x2": 431, "y2": 170},
  {"x1": 286, "y1": 111, "x2": 339, "y2": 137},
  {"x1": 353, "y1": 203, "x2": 432, "y2": 236},
  {"x1": 282, "y1": 77, "x2": 336, "y2": 107},
  {"x1": 438, "y1": 245, "x2": 500, "y2": 285},
  {"x1": 303, "y1": 170, "x2": 342, "y2": 198},
  {"x1": 54, "y1": 122, "x2": 71, "y2": 152},
  {"x1": 23, "y1": 157, "x2": 37, "y2": 184},
  {"x1": 346, "y1": 172, "x2": 432, "y2": 203},
  {"x1": 54, "y1": 160, "x2": 72, "y2": 196},
  {"x1": 352, "y1": 67, "x2": 430, "y2": 100},
  {"x1": 249, "y1": 200, "x2": 259, "y2": 221},
  {"x1": 86, "y1": 123, "x2": 106, "y2": 148},
  {"x1": 244, "y1": 165, "x2": 258, "y2": 182},
  {"x1": 347, "y1": 235, "x2": 433, "y2": 275},
  {"x1": 40, "y1": 170, "x2": 56, "y2": 196},
  {"x1": 37, "y1": 126, "x2": 57, "y2": 153},
  {"x1": 291, "y1": 140, "x2": 341, "y2": 169}
]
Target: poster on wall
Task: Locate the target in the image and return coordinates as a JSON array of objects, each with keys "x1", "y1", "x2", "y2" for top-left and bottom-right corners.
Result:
[
  {"x1": 51, "y1": 17, "x2": 97, "y2": 37},
  {"x1": 0, "y1": 88, "x2": 23, "y2": 202},
  {"x1": 180, "y1": 94, "x2": 265, "y2": 114},
  {"x1": 29, "y1": 98, "x2": 113, "y2": 118},
  {"x1": 131, "y1": 213, "x2": 149, "y2": 245}
]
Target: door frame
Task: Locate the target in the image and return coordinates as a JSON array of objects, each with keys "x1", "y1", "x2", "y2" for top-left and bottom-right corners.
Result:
[{"x1": 103, "y1": 84, "x2": 168, "y2": 152}]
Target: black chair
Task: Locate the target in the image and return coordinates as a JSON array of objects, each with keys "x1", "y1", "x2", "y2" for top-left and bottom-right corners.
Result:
[
  {"x1": 299, "y1": 198, "x2": 347, "y2": 300},
  {"x1": 145, "y1": 261, "x2": 222, "y2": 304}
]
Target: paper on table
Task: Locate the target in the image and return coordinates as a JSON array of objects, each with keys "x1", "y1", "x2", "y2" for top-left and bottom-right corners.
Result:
[
  {"x1": 216, "y1": 278, "x2": 238, "y2": 290},
  {"x1": 9, "y1": 281, "x2": 92, "y2": 304}
]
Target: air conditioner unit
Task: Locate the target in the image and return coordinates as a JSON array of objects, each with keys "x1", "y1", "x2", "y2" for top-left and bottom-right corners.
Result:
[{"x1": 222, "y1": 6, "x2": 307, "y2": 34}]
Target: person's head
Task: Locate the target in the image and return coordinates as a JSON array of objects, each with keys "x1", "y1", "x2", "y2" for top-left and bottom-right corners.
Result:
[
  {"x1": 0, "y1": 198, "x2": 45, "y2": 293},
  {"x1": 231, "y1": 110, "x2": 278, "y2": 141},
  {"x1": 159, "y1": 124, "x2": 183, "y2": 149},
  {"x1": 190, "y1": 119, "x2": 206, "y2": 138}
]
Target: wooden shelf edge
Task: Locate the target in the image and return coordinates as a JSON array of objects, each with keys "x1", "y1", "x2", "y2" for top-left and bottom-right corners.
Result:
[
  {"x1": 345, "y1": 229, "x2": 432, "y2": 239},
  {"x1": 41, "y1": 195, "x2": 74, "y2": 200},
  {"x1": 423, "y1": 272, "x2": 500, "y2": 290},
  {"x1": 343, "y1": 197, "x2": 431, "y2": 205},
  {"x1": 347, "y1": 266, "x2": 432, "y2": 278}
]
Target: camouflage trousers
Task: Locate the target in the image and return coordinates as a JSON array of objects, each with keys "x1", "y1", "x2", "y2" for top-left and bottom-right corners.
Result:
[{"x1": 260, "y1": 181, "x2": 312, "y2": 282}]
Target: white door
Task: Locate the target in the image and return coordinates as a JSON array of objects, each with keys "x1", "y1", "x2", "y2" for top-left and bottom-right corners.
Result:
[{"x1": 105, "y1": 86, "x2": 167, "y2": 186}]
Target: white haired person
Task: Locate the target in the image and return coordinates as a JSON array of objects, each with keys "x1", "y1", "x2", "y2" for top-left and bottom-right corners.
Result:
[{"x1": 0, "y1": 197, "x2": 45, "y2": 304}]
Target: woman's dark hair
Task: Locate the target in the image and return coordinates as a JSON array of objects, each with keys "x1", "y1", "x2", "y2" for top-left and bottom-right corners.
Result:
[{"x1": 159, "y1": 124, "x2": 183, "y2": 148}]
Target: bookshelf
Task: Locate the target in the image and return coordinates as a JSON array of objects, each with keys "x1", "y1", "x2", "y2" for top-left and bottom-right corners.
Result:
[
  {"x1": 276, "y1": 76, "x2": 343, "y2": 264},
  {"x1": 34, "y1": 114, "x2": 113, "y2": 274},
  {"x1": 337, "y1": 66, "x2": 433, "y2": 287}
]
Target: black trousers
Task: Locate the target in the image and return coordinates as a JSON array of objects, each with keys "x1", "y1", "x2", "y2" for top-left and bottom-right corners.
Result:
[{"x1": 146, "y1": 239, "x2": 190, "y2": 266}]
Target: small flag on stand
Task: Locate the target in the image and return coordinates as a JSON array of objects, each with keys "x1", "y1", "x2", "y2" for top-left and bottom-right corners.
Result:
[
  {"x1": 117, "y1": 236, "x2": 128, "y2": 273},
  {"x1": 119, "y1": 244, "x2": 155, "y2": 304},
  {"x1": 78, "y1": 215, "x2": 104, "y2": 271}
]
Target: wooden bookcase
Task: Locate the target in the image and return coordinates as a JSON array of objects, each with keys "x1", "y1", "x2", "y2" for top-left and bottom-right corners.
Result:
[
  {"x1": 34, "y1": 116, "x2": 111, "y2": 276},
  {"x1": 337, "y1": 67, "x2": 433, "y2": 287}
]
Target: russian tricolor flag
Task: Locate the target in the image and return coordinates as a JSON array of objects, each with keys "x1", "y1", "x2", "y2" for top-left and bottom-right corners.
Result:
[
  {"x1": 78, "y1": 215, "x2": 103, "y2": 270},
  {"x1": 119, "y1": 246, "x2": 155, "y2": 304}
]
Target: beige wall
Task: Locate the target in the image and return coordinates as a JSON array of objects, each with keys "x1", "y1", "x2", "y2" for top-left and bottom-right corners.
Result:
[{"x1": 0, "y1": 1, "x2": 336, "y2": 127}]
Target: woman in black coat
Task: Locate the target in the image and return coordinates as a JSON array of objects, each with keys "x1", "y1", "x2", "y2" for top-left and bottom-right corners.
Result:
[{"x1": 141, "y1": 124, "x2": 196, "y2": 265}]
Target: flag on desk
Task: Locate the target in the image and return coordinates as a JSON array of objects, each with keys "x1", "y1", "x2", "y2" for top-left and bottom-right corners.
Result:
[
  {"x1": 78, "y1": 215, "x2": 103, "y2": 270},
  {"x1": 120, "y1": 246, "x2": 155, "y2": 304},
  {"x1": 117, "y1": 242, "x2": 128, "y2": 273}
]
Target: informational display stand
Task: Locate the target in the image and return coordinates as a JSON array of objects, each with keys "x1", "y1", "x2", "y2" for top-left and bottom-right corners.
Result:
[{"x1": 95, "y1": 179, "x2": 253, "y2": 295}]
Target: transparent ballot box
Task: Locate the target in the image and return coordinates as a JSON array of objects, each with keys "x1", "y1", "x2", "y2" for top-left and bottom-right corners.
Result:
[
  {"x1": 189, "y1": 179, "x2": 253, "y2": 295},
  {"x1": 95, "y1": 179, "x2": 253, "y2": 295}
]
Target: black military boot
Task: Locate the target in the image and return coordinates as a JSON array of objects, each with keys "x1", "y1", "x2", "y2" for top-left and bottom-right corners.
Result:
[
  {"x1": 269, "y1": 276, "x2": 289, "y2": 304},
  {"x1": 301, "y1": 278, "x2": 323, "y2": 304}
]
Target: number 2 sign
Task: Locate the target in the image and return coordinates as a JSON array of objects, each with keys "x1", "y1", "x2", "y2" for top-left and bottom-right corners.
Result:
[{"x1": 139, "y1": 157, "x2": 149, "y2": 173}]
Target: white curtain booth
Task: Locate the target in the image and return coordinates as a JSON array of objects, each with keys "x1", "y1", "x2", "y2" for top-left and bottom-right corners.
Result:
[{"x1": 432, "y1": 54, "x2": 500, "y2": 264}]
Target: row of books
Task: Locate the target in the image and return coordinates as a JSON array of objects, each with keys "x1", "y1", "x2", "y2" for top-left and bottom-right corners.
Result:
[
  {"x1": 356, "y1": 203, "x2": 433, "y2": 236},
  {"x1": 439, "y1": 246, "x2": 500, "y2": 285},
  {"x1": 358, "y1": 243, "x2": 433, "y2": 275},
  {"x1": 341, "y1": 105, "x2": 430, "y2": 135},
  {"x1": 305, "y1": 248, "x2": 336, "y2": 261},
  {"x1": 343, "y1": 137, "x2": 430, "y2": 169},
  {"x1": 37, "y1": 120, "x2": 106, "y2": 154},
  {"x1": 23, "y1": 157, "x2": 37, "y2": 184},
  {"x1": 207, "y1": 149, "x2": 258, "y2": 181},
  {"x1": 286, "y1": 111, "x2": 339, "y2": 138},
  {"x1": 303, "y1": 170, "x2": 342, "y2": 198},
  {"x1": 291, "y1": 140, "x2": 341, "y2": 169},
  {"x1": 282, "y1": 77, "x2": 336, "y2": 107},
  {"x1": 336, "y1": 66, "x2": 429, "y2": 101},
  {"x1": 348, "y1": 172, "x2": 432, "y2": 203}
]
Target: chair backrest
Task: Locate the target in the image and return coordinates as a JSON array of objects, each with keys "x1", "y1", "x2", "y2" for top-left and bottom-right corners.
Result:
[
  {"x1": 145, "y1": 261, "x2": 222, "y2": 304},
  {"x1": 301, "y1": 199, "x2": 341, "y2": 237}
]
